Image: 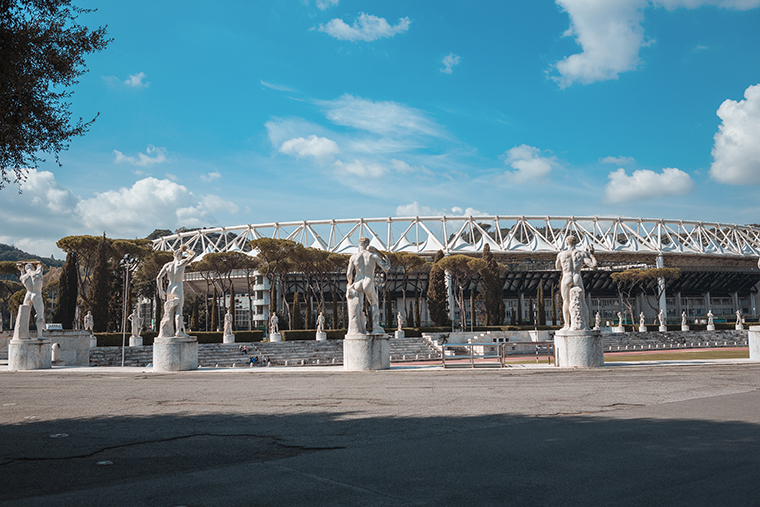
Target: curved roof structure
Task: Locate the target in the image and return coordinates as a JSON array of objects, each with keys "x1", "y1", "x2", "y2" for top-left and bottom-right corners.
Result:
[{"x1": 151, "y1": 215, "x2": 760, "y2": 259}]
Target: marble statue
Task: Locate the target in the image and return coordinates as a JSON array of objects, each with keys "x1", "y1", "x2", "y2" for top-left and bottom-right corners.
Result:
[
  {"x1": 397, "y1": 311, "x2": 404, "y2": 331},
  {"x1": 84, "y1": 311, "x2": 94, "y2": 333},
  {"x1": 270, "y1": 312, "x2": 279, "y2": 334},
  {"x1": 128, "y1": 310, "x2": 141, "y2": 338},
  {"x1": 17, "y1": 261, "x2": 45, "y2": 338},
  {"x1": 156, "y1": 245, "x2": 196, "y2": 338},
  {"x1": 639, "y1": 312, "x2": 645, "y2": 328},
  {"x1": 736, "y1": 310, "x2": 742, "y2": 326},
  {"x1": 346, "y1": 237, "x2": 391, "y2": 335},
  {"x1": 346, "y1": 284, "x2": 365, "y2": 335},
  {"x1": 707, "y1": 311, "x2": 714, "y2": 326},
  {"x1": 0, "y1": 312, "x2": 3, "y2": 332},
  {"x1": 568, "y1": 287, "x2": 584, "y2": 330},
  {"x1": 681, "y1": 311, "x2": 687, "y2": 327},
  {"x1": 617, "y1": 311, "x2": 623, "y2": 327},
  {"x1": 316, "y1": 312, "x2": 325, "y2": 334},
  {"x1": 556, "y1": 236, "x2": 597, "y2": 331},
  {"x1": 658, "y1": 309, "x2": 665, "y2": 327},
  {"x1": 594, "y1": 311, "x2": 601, "y2": 330},
  {"x1": 224, "y1": 309, "x2": 233, "y2": 336}
]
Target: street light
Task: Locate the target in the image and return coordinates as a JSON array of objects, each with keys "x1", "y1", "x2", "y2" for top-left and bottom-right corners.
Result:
[{"x1": 119, "y1": 254, "x2": 139, "y2": 367}]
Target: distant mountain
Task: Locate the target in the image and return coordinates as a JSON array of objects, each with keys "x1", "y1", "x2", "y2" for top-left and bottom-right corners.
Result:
[{"x1": 0, "y1": 243, "x2": 64, "y2": 267}]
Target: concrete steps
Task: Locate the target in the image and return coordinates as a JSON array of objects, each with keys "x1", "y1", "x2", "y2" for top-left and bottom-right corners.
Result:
[{"x1": 88, "y1": 336, "x2": 441, "y2": 367}]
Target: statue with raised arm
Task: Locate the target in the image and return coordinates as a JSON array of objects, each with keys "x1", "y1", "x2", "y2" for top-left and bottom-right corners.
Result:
[
  {"x1": 736, "y1": 310, "x2": 742, "y2": 326},
  {"x1": 17, "y1": 261, "x2": 45, "y2": 338},
  {"x1": 346, "y1": 238, "x2": 391, "y2": 334},
  {"x1": 156, "y1": 245, "x2": 196, "y2": 338},
  {"x1": 128, "y1": 310, "x2": 141, "y2": 338},
  {"x1": 555, "y1": 236, "x2": 597, "y2": 331}
]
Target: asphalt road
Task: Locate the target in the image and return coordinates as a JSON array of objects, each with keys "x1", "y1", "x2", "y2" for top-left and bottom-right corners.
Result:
[{"x1": 2, "y1": 363, "x2": 760, "y2": 506}]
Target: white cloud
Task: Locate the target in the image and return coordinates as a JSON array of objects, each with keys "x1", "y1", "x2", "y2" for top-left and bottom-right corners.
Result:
[
  {"x1": 124, "y1": 72, "x2": 149, "y2": 88},
  {"x1": 316, "y1": 0, "x2": 339, "y2": 10},
  {"x1": 334, "y1": 159, "x2": 387, "y2": 178},
  {"x1": 113, "y1": 145, "x2": 167, "y2": 167},
  {"x1": 321, "y1": 94, "x2": 443, "y2": 137},
  {"x1": 200, "y1": 171, "x2": 222, "y2": 183},
  {"x1": 0, "y1": 169, "x2": 239, "y2": 256},
  {"x1": 279, "y1": 135, "x2": 340, "y2": 163},
  {"x1": 395, "y1": 201, "x2": 486, "y2": 217},
  {"x1": 260, "y1": 80, "x2": 297, "y2": 92},
  {"x1": 317, "y1": 13, "x2": 410, "y2": 42},
  {"x1": 601, "y1": 155, "x2": 636, "y2": 165},
  {"x1": 603, "y1": 167, "x2": 696, "y2": 203},
  {"x1": 441, "y1": 53, "x2": 461, "y2": 74},
  {"x1": 709, "y1": 83, "x2": 760, "y2": 185},
  {"x1": 551, "y1": 0, "x2": 760, "y2": 87},
  {"x1": 504, "y1": 144, "x2": 556, "y2": 183}
]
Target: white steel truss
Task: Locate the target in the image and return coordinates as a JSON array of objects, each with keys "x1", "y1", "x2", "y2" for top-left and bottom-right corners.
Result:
[{"x1": 151, "y1": 216, "x2": 760, "y2": 259}]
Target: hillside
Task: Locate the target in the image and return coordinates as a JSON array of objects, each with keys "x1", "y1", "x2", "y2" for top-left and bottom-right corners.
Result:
[{"x1": 0, "y1": 243, "x2": 64, "y2": 267}]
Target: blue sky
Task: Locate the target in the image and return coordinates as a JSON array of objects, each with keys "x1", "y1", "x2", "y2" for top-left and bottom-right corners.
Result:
[{"x1": 3, "y1": 0, "x2": 760, "y2": 257}]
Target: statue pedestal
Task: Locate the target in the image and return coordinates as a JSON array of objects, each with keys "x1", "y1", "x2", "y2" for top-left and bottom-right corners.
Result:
[
  {"x1": 223, "y1": 333, "x2": 235, "y2": 344},
  {"x1": 749, "y1": 326, "x2": 760, "y2": 361},
  {"x1": 343, "y1": 333, "x2": 390, "y2": 371},
  {"x1": 394, "y1": 330, "x2": 405, "y2": 339},
  {"x1": 316, "y1": 331, "x2": 327, "y2": 341},
  {"x1": 707, "y1": 324, "x2": 716, "y2": 331},
  {"x1": 90, "y1": 334, "x2": 97, "y2": 348},
  {"x1": 736, "y1": 324, "x2": 744, "y2": 330},
  {"x1": 129, "y1": 335, "x2": 143, "y2": 347},
  {"x1": 638, "y1": 325, "x2": 647, "y2": 333},
  {"x1": 681, "y1": 325, "x2": 690, "y2": 332},
  {"x1": 554, "y1": 329, "x2": 603, "y2": 368},
  {"x1": 270, "y1": 332, "x2": 282, "y2": 343},
  {"x1": 8, "y1": 339, "x2": 52, "y2": 370},
  {"x1": 658, "y1": 325, "x2": 668, "y2": 332},
  {"x1": 612, "y1": 326, "x2": 625, "y2": 334},
  {"x1": 153, "y1": 336, "x2": 198, "y2": 371}
]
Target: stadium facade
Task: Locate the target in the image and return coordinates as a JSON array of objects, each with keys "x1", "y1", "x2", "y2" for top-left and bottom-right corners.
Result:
[{"x1": 152, "y1": 216, "x2": 760, "y2": 329}]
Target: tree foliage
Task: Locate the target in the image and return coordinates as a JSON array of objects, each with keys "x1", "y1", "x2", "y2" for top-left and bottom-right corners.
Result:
[
  {"x1": 481, "y1": 244, "x2": 504, "y2": 326},
  {"x1": 435, "y1": 254, "x2": 486, "y2": 330},
  {"x1": 610, "y1": 267, "x2": 682, "y2": 317},
  {"x1": 1, "y1": 0, "x2": 111, "y2": 188},
  {"x1": 427, "y1": 250, "x2": 450, "y2": 327},
  {"x1": 52, "y1": 251, "x2": 77, "y2": 328}
]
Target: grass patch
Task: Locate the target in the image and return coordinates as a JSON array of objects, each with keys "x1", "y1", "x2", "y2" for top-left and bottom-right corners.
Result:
[{"x1": 604, "y1": 349, "x2": 749, "y2": 362}]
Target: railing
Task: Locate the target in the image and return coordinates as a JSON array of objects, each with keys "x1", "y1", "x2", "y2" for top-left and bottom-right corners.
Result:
[
  {"x1": 441, "y1": 341, "x2": 555, "y2": 368},
  {"x1": 152, "y1": 215, "x2": 760, "y2": 258}
]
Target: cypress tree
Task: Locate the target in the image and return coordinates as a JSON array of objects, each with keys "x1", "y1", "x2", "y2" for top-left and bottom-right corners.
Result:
[
  {"x1": 528, "y1": 296, "x2": 534, "y2": 325},
  {"x1": 406, "y1": 302, "x2": 414, "y2": 327},
  {"x1": 481, "y1": 244, "x2": 502, "y2": 326},
  {"x1": 414, "y1": 296, "x2": 420, "y2": 328},
  {"x1": 426, "y1": 250, "x2": 451, "y2": 327},
  {"x1": 305, "y1": 292, "x2": 312, "y2": 330},
  {"x1": 211, "y1": 288, "x2": 219, "y2": 331},
  {"x1": 229, "y1": 285, "x2": 235, "y2": 331},
  {"x1": 510, "y1": 306, "x2": 516, "y2": 325},
  {"x1": 190, "y1": 295, "x2": 199, "y2": 331},
  {"x1": 551, "y1": 282, "x2": 557, "y2": 325},
  {"x1": 469, "y1": 290, "x2": 475, "y2": 329},
  {"x1": 517, "y1": 290, "x2": 523, "y2": 325},
  {"x1": 537, "y1": 283, "x2": 546, "y2": 326},
  {"x1": 293, "y1": 290, "x2": 302, "y2": 329},
  {"x1": 53, "y1": 251, "x2": 78, "y2": 329},
  {"x1": 90, "y1": 235, "x2": 110, "y2": 332}
]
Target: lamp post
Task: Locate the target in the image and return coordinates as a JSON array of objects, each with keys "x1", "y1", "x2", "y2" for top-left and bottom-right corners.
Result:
[{"x1": 119, "y1": 254, "x2": 139, "y2": 367}]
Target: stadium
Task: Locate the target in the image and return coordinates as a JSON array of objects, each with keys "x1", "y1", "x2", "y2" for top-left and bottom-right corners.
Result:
[{"x1": 152, "y1": 215, "x2": 760, "y2": 330}]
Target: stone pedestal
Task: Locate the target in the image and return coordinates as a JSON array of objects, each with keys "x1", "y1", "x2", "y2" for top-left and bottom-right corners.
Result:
[
  {"x1": 153, "y1": 336, "x2": 198, "y2": 372},
  {"x1": 394, "y1": 330, "x2": 405, "y2": 339},
  {"x1": 736, "y1": 324, "x2": 744, "y2": 331},
  {"x1": 749, "y1": 326, "x2": 760, "y2": 361},
  {"x1": 638, "y1": 325, "x2": 647, "y2": 333},
  {"x1": 129, "y1": 335, "x2": 143, "y2": 347},
  {"x1": 554, "y1": 329, "x2": 603, "y2": 368},
  {"x1": 90, "y1": 334, "x2": 97, "y2": 348},
  {"x1": 316, "y1": 331, "x2": 327, "y2": 341},
  {"x1": 707, "y1": 324, "x2": 716, "y2": 331},
  {"x1": 8, "y1": 339, "x2": 52, "y2": 370},
  {"x1": 612, "y1": 326, "x2": 625, "y2": 334},
  {"x1": 223, "y1": 333, "x2": 235, "y2": 344},
  {"x1": 343, "y1": 333, "x2": 390, "y2": 371},
  {"x1": 659, "y1": 325, "x2": 668, "y2": 332},
  {"x1": 270, "y1": 332, "x2": 282, "y2": 343},
  {"x1": 681, "y1": 325, "x2": 690, "y2": 332}
]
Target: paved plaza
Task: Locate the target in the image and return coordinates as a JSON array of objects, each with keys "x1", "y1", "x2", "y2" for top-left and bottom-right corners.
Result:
[{"x1": 2, "y1": 362, "x2": 760, "y2": 506}]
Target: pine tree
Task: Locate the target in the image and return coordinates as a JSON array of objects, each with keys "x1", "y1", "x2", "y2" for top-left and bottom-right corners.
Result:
[
  {"x1": 90, "y1": 235, "x2": 110, "y2": 332},
  {"x1": 481, "y1": 244, "x2": 502, "y2": 326},
  {"x1": 414, "y1": 296, "x2": 420, "y2": 328},
  {"x1": 211, "y1": 288, "x2": 219, "y2": 332},
  {"x1": 53, "y1": 251, "x2": 78, "y2": 329},
  {"x1": 426, "y1": 250, "x2": 451, "y2": 327}
]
